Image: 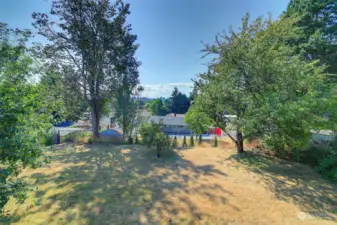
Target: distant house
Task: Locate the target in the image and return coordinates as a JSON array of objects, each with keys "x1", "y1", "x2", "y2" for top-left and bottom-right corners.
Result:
[
  {"x1": 311, "y1": 130, "x2": 336, "y2": 144},
  {"x1": 165, "y1": 113, "x2": 185, "y2": 117},
  {"x1": 148, "y1": 114, "x2": 191, "y2": 134}
]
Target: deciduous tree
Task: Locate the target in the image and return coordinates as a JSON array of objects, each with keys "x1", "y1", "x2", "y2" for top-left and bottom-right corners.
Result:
[
  {"x1": 33, "y1": 0, "x2": 140, "y2": 139},
  {"x1": 195, "y1": 14, "x2": 328, "y2": 154}
]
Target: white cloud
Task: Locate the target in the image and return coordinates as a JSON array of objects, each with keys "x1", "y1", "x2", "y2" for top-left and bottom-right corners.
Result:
[{"x1": 141, "y1": 82, "x2": 193, "y2": 98}]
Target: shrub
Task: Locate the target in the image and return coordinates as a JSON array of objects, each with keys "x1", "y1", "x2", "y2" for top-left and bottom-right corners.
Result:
[
  {"x1": 135, "y1": 136, "x2": 139, "y2": 144},
  {"x1": 190, "y1": 135, "x2": 194, "y2": 147},
  {"x1": 214, "y1": 136, "x2": 218, "y2": 147},
  {"x1": 139, "y1": 123, "x2": 171, "y2": 157},
  {"x1": 172, "y1": 136, "x2": 178, "y2": 148},
  {"x1": 182, "y1": 135, "x2": 187, "y2": 147},
  {"x1": 198, "y1": 134, "x2": 202, "y2": 144},
  {"x1": 317, "y1": 152, "x2": 337, "y2": 183},
  {"x1": 88, "y1": 138, "x2": 93, "y2": 144},
  {"x1": 299, "y1": 145, "x2": 332, "y2": 167},
  {"x1": 139, "y1": 122, "x2": 162, "y2": 147},
  {"x1": 153, "y1": 132, "x2": 171, "y2": 158},
  {"x1": 42, "y1": 132, "x2": 54, "y2": 146}
]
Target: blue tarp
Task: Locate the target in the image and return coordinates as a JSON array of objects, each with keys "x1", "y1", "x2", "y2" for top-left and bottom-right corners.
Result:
[{"x1": 100, "y1": 129, "x2": 122, "y2": 137}]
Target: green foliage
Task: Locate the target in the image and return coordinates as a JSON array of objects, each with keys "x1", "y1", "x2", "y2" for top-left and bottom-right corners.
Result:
[
  {"x1": 284, "y1": 0, "x2": 337, "y2": 76},
  {"x1": 169, "y1": 87, "x2": 190, "y2": 115},
  {"x1": 139, "y1": 122, "x2": 162, "y2": 148},
  {"x1": 41, "y1": 130, "x2": 56, "y2": 146},
  {"x1": 39, "y1": 67, "x2": 87, "y2": 122},
  {"x1": 317, "y1": 152, "x2": 337, "y2": 183},
  {"x1": 185, "y1": 105, "x2": 212, "y2": 134},
  {"x1": 214, "y1": 136, "x2": 218, "y2": 147},
  {"x1": 33, "y1": 0, "x2": 140, "y2": 138},
  {"x1": 195, "y1": 13, "x2": 328, "y2": 154},
  {"x1": 300, "y1": 145, "x2": 332, "y2": 167},
  {"x1": 145, "y1": 98, "x2": 170, "y2": 116},
  {"x1": 114, "y1": 79, "x2": 141, "y2": 140},
  {"x1": 88, "y1": 138, "x2": 93, "y2": 144},
  {"x1": 297, "y1": 137, "x2": 337, "y2": 184},
  {"x1": 172, "y1": 136, "x2": 178, "y2": 148},
  {"x1": 138, "y1": 123, "x2": 170, "y2": 156},
  {"x1": 153, "y1": 132, "x2": 171, "y2": 157},
  {"x1": 182, "y1": 135, "x2": 187, "y2": 147},
  {"x1": 198, "y1": 134, "x2": 202, "y2": 144},
  {"x1": 0, "y1": 25, "x2": 54, "y2": 212},
  {"x1": 135, "y1": 136, "x2": 139, "y2": 144},
  {"x1": 63, "y1": 131, "x2": 91, "y2": 143},
  {"x1": 190, "y1": 135, "x2": 194, "y2": 147}
]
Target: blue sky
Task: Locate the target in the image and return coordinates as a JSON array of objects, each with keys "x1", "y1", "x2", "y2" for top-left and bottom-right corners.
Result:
[{"x1": 0, "y1": 0, "x2": 290, "y2": 98}]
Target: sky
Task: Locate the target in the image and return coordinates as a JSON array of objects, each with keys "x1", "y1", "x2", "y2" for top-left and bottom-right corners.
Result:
[{"x1": 0, "y1": 0, "x2": 290, "y2": 98}]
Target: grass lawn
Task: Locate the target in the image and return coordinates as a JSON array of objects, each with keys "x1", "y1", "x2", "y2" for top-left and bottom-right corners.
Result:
[{"x1": 4, "y1": 142, "x2": 337, "y2": 225}]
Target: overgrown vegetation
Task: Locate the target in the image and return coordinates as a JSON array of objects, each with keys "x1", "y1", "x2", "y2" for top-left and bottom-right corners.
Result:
[
  {"x1": 0, "y1": 25, "x2": 56, "y2": 213},
  {"x1": 63, "y1": 131, "x2": 92, "y2": 144},
  {"x1": 189, "y1": 13, "x2": 334, "y2": 154},
  {"x1": 139, "y1": 123, "x2": 172, "y2": 157}
]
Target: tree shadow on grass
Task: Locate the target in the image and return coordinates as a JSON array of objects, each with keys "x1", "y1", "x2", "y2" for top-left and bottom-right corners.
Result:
[
  {"x1": 11, "y1": 143, "x2": 232, "y2": 224},
  {"x1": 228, "y1": 151, "x2": 337, "y2": 220}
]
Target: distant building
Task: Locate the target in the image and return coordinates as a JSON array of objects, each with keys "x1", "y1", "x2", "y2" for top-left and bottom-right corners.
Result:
[
  {"x1": 311, "y1": 130, "x2": 337, "y2": 144},
  {"x1": 148, "y1": 114, "x2": 191, "y2": 134}
]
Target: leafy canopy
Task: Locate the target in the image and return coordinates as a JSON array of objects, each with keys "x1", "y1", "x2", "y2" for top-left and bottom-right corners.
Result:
[
  {"x1": 194, "y1": 14, "x2": 328, "y2": 153},
  {"x1": 0, "y1": 24, "x2": 54, "y2": 211}
]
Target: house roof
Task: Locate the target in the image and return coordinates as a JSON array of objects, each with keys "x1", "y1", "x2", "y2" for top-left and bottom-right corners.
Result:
[
  {"x1": 165, "y1": 113, "x2": 185, "y2": 117},
  {"x1": 148, "y1": 115, "x2": 187, "y2": 126},
  {"x1": 310, "y1": 130, "x2": 336, "y2": 136}
]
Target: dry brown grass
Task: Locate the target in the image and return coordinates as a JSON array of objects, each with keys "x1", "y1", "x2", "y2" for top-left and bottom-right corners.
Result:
[{"x1": 4, "y1": 143, "x2": 337, "y2": 225}]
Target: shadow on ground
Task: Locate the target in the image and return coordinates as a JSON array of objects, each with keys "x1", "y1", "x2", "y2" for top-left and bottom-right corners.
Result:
[
  {"x1": 229, "y1": 151, "x2": 337, "y2": 220},
  {"x1": 11, "y1": 143, "x2": 230, "y2": 224}
]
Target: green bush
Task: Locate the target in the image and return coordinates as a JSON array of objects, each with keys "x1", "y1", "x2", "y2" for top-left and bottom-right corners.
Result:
[
  {"x1": 183, "y1": 135, "x2": 187, "y2": 147},
  {"x1": 139, "y1": 123, "x2": 171, "y2": 157},
  {"x1": 190, "y1": 135, "x2": 194, "y2": 147},
  {"x1": 297, "y1": 137, "x2": 337, "y2": 184},
  {"x1": 139, "y1": 122, "x2": 162, "y2": 147},
  {"x1": 299, "y1": 145, "x2": 332, "y2": 167},
  {"x1": 42, "y1": 132, "x2": 54, "y2": 146},
  {"x1": 153, "y1": 132, "x2": 171, "y2": 158},
  {"x1": 317, "y1": 152, "x2": 337, "y2": 183},
  {"x1": 135, "y1": 136, "x2": 139, "y2": 144},
  {"x1": 172, "y1": 136, "x2": 178, "y2": 148},
  {"x1": 88, "y1": 138, "x2": 93, "y2": 144},
  {"x1": 214, "y1": 136, "x2": 218, "y2": 147}
]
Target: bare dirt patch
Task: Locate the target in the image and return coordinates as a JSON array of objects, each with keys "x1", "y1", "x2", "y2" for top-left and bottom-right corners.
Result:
[{"x1": 4, "y1": 143, "x2": 337, "y2": 224}]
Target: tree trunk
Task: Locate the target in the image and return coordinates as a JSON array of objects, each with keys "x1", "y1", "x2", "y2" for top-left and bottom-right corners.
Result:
[
  {"x1": 90, "y1": 100, "x2": 100, "y2": 140},
  {"x1": 236, "y1": 131, "x2": 244, "y2": 153}
]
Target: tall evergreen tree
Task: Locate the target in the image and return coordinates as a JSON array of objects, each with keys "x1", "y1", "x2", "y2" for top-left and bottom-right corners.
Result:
[
  {"x1": 284, "y1": 0, "x2": 337, "y2": 77},
  {"x1": 169, "y1": 87, "x2": 190, "y2": 116}
]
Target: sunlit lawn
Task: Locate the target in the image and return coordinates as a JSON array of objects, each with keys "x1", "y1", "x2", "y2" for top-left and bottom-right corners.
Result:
[{"x1": 4, "y1": 142, "x2": 337, "y2": 225}]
